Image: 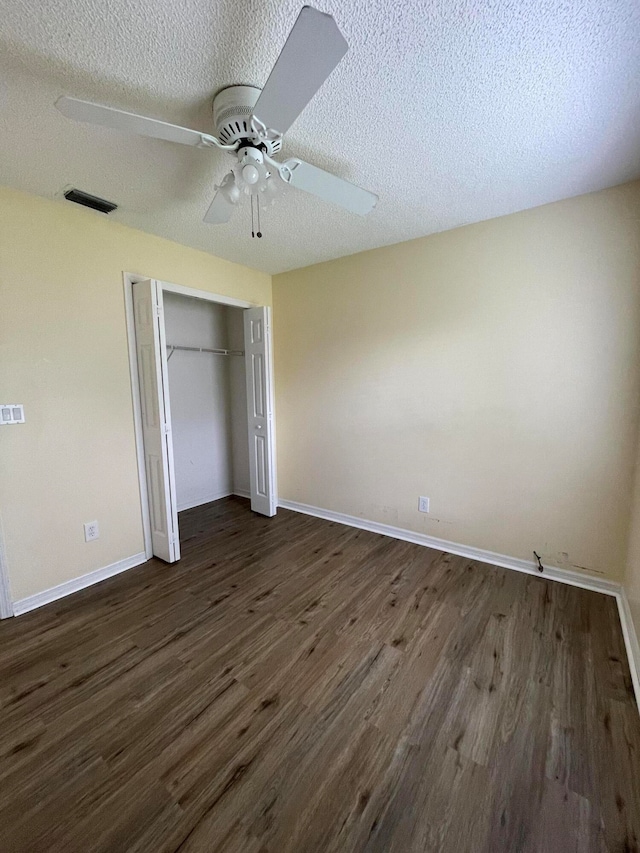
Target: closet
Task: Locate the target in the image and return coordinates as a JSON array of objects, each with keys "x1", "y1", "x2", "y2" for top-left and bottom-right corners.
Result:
[
  {"x1": 163, "y1": 291, "x2": 249, "y2": 512},
  {"x1": 131, "y1": 277, "x2": 276, "y2": 565}
]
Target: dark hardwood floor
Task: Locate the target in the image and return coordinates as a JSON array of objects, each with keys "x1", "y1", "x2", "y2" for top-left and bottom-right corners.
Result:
[{"x1": 0, "y1": 497, "x2": 639, "y2": 852}]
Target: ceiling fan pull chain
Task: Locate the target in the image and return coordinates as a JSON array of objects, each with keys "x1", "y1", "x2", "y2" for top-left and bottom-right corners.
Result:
[
  {"x1": 257, "y1": 194, "x2": 262, "y2": 238},
  {"x1": 251, "y1": 194, "x2": 255, "y2": 238}
]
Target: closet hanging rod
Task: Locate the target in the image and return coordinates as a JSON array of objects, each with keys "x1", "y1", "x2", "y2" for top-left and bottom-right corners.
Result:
[{"x1": 166, "y1": 344, "x2": 245, "y2": 360}]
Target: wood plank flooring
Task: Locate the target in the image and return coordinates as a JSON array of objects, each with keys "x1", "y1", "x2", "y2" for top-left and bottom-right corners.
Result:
[{"x1": 0, "y1": 496, "x2": 639, "y2": 852}]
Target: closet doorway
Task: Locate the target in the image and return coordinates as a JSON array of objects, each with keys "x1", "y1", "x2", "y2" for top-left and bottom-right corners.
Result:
[{"x1": 125, "y1": 276, "x2": 276, "y2": 564}]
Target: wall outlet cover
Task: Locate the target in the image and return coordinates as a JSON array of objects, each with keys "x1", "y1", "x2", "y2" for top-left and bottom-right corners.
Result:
[
  {"x1": 418, "y1": 496, "x2": 430, "y2": 513},
  {"x1": 84, "y1": 521, "x2": 99, "y2": 542}
]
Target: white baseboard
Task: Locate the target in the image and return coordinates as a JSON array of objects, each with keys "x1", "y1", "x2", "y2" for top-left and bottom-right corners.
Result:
[
  {"x1": 617, "y1": 589, "x2": 640, "y2": 710},
  {"x1": 177, "y1": 489, "x2": 251, "y2": 511},
  {"x1": 177, "y1": 489, "x2": 233, "y2": 512},
  {"x1": 11, "y1": 492, "x2": 248, "y2": 618},
  {"x1": 278, "y1": 500, "x2": 619, "y2": 596},
  {"x1": 279, "y1": 498, "x2": 640, "y2": 710},
  {"x1": 12, "y1": 552, "x2": 147, "y2": 616}
]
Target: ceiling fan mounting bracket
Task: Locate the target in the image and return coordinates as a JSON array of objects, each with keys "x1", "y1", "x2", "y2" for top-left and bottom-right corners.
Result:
[{"x1": 213, "y1": 85, "x2": 282, "y2": 156}]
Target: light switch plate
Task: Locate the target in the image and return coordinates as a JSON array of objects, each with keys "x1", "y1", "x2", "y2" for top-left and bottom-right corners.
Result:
[{"x1": 0, "y1": 404, "x2": 25, "y2": 424}]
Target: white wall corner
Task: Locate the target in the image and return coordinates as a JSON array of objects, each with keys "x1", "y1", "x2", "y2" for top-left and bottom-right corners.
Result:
[{"x1": 12, "y1": 552, "x2": 147, "y2": 616}]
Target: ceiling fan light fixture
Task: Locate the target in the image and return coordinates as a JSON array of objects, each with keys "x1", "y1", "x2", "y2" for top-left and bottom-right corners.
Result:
[
  {"x1": 225, "y1": 181, "x2": 241, "y2": 204},
  {"x1": 261, "y1": 174, "x2": 280, "y2": 207},
  {"x1": 216, "y1": 172, "x2": 240, "y2": 204},
  {"x1": 56, "y1": 6, "x2": 378, "y2": 232},
  {"x1": 242, "y1": 164, "x2": 260, "y2": 185},
  {"x1": 232, "y1": 146, "x2": 271, "y2": 196}
]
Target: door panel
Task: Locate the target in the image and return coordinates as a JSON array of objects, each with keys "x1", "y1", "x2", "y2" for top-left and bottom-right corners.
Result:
[
  {"x1": 255, "y1": 434, "x2": 267, "y2": 496},
  {"x1": 244, "y1": 307, "x2": 276, "y2": 516},
  {"x1": 133, "y1": 279, "x2": 180, "y2": 562},
  {"x1": 252, "y1": 353, "x2": 266, "y2": 418}
]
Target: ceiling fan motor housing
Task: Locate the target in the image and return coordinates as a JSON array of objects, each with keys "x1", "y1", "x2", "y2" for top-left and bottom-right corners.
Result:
[{"x1": 213, "y1": 85, "x2": 282, "y2": 155}]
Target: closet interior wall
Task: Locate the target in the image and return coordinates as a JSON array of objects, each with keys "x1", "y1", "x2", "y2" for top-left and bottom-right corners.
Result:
[{"x1": 163, "y1": 292, "x2": 249, "y2": 511}]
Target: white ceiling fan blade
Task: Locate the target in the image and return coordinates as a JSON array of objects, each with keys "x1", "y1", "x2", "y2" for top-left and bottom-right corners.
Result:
[
  {"x1": 203, "y1": 178, "x2": 237, "y2": 224},
  {"x1": 283, "y1": 159, "x2": 377, "y2": 215},
  {"x1": 252, "y1": 6, "x2": 348, "y2": 136},
  {"x1": 55, "y1": 96, "x2": 222, "y2": 148}
]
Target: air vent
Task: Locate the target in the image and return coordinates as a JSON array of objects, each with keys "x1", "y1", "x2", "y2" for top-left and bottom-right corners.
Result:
[{"x1": 63, "y1": 188, "x2": 117, "y2": 214}]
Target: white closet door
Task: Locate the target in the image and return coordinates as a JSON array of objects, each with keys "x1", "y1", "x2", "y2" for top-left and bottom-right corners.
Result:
[
  {"x1": 133, "y1": 279, "x2": 180, "y2": 562},
  {"x1": 244, "y1": 307, "x2": 277, "y2": 516}
]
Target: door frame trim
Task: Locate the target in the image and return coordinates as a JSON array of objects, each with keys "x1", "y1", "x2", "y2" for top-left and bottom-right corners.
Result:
[{"x1": 123, "y1": 272, "x2": 261, "y2": 560}]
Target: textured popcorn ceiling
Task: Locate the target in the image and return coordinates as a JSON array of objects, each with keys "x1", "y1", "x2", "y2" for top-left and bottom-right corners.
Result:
[{"x1": 1, "y1": 0, "x2": 639, "y2": 274}]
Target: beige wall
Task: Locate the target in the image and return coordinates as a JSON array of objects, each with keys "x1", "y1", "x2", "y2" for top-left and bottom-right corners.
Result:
[
  {"x1": 0, "y1": 186, "x2": 271, "y2": 601},
  {"x1": 273, "y1": 181, "x2": 640, "y2": 582},
  {"x1": 4, "y1": 179, "x2": 640, "y2": 608}
]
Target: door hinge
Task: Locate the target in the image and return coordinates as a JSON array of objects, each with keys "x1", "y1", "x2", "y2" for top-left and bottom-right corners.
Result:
[
  {"x1": 154, "y1": 303, "x2": 163, "y2": 318},
  {"x1": 163, "y1": 424, "x2": 171, "y2": 435}
]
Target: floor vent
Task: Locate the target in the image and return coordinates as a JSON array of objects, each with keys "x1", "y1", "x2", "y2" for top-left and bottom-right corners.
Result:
[{"x1": 63, "y1": 188, "x2": 117, "y2": 214}]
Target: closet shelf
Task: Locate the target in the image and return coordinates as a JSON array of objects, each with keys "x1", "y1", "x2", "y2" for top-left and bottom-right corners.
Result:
[{"x1": 166, "y1": 344, "x2": 245, "y2": 360}]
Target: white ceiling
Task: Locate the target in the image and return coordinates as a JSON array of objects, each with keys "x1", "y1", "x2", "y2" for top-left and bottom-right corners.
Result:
[{"x1": 1, "y1": 0, "x2": 639, "y2": 274}]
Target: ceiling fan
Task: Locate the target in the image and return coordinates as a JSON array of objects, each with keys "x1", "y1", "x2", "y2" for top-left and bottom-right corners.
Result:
[{"x1": 55, "y1": 5, "x2": 377, "y2": 237}]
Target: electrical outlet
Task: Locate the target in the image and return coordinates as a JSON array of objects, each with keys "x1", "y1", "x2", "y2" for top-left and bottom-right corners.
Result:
[
  {"x1": 418, "y1": 496, "x2": 430, "y2": 513},
  {"x1": 84, "y1": 520, "x2": 99, "y2": 542}
]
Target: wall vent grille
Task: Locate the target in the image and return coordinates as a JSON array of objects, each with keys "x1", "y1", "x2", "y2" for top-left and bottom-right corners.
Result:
[{"x1": 63, "y1": 188, "x2": 117, "y2": 214}]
